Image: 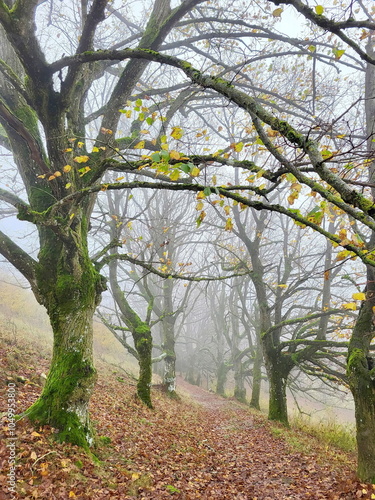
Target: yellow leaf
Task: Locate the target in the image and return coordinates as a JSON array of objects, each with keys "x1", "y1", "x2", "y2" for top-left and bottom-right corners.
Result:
[
  {"x1": 170, "y1": 170, "x2": 180, "y2": 181},
  {"x1": 92, "y1": 146, "x2": 100, "y2": 153},
  {"x1": 196, "y1": 201, "x2": 204, "y2": 211},
  {"x1": 336, "y1": 250, "x2": 352, "y2": 261},
  {"x1": 131, "y1": 473, "x2": 140, "y2": 481},
  {"x1": 37, "y1": 174, "x2": 46, "y2": 179},
  {"x1": 78, "y1": 166, "x2": 91, "y2": 177},
  {"x1": 69, "y1": 492, "x2": 76, "y2": 498},
  {"x1": 225, "y1": 218, "x2": 234, "y2": 231},
  {"x1": 115, "y1": 176, "x2": 125, "y2": 181},
  {"x1": 234, "y1": 141, "x2": 244, "y2": 152},
  {"x1": 196, "y1": 191, "x2": 205, "y2": 200},
  {"x1": 77, "y1": 141, "x2": 84, "y2": 148},
  {"x1": 190, "y1": 167, "x2": 200, "y2": 177},
  {"x1": 290, "y1": 182, "x2": 302, "y2": 192},
  {"x1": 315, "y1": 5, "x2": 324, "y2": 15},
  {"x1": 352, "y1": 292, "x2": 366, "y2": 301},
  {"x1": 54, "y1": 171, "x2": 62, "y2": 177},
  {"x1": 48, "y1": 175, "x2": 56, "y2": 181},
  {"x1": 101, "y1": 127, "x2": 113, "y2": 134},
  {"x1": 134, "y1": 141, "x2": 145, "y2": 149},
  {"x1": 277, "y1": 284, "x2": 288, "y2": 288},
  {"x1": 161, "y1": 143, "x2": 169, "y2": 151},
  {"x1": 65, "y1": 183, "x2": 72, "y2": 189},
  {"x1": 30, "y1": 451, "x2": 37, "y2": 460},
  {"x1": 224, "y1": 205, "x2": 231, "y2": 215},
  {"x1": 73, "y1": 155, "x2": 89, "y2": 163},
  {"x1": 63, "y1": 164, "x2": 72, "y2": 173},
  {"x1": 70, "y1": 213, "x2": 75, "y2": 219},
  {"x1": 343, "y1": 303, "x2": 357, "y2": 310},
  {"x1": 272, "y1": 7, "x2": 283, "y2": 17},
  {"x1": 64, "y1": 147, "x2": 73, "y2": 152},
  {"x1": 170, "y1": 150, "x2": 180, "y2": 160},
  {"x1": 171, "y1": 127, "x2": 183, "y2": 139},
  {"x1": 31, "y1": 431, "x2": 41, "y2": 437}
]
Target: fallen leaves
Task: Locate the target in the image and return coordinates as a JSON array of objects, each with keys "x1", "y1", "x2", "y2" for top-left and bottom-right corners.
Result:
[{"x1": 0, "y1": 330, "x2": 371, "y2": 499}]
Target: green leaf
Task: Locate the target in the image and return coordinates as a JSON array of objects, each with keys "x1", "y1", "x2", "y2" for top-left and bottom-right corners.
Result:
[
  {"x1": 160, "y1": 150, "x2": 170, "y2": 162},
  {"x1": 332, "y1": 48, "x2": 345, "y2": 60},
  {"x1": 135, "y1": 98, "x2": 142, "y2": 106},
  {"x1": 146, "y1": 117, "x2": 154, "y2": 126},
  {"x1": 203, "y1": 187, "x2": 212, "y2": 196},
  {"x1": 151, "y1": 152, "x2": 161, "y2": 163},
  {"x1": 315, "y1": 5, "x2": 324, "y2": 15},
  {"x1": 178, "y1": 163, "x2": 191, "y2": 174}
]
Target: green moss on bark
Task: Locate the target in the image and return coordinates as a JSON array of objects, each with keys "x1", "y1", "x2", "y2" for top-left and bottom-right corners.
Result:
[
  {"x1": 26, "y1": 349, "x2": 97, "y2": 449},
  {"x1": 134, "y1": 324, "x2": 153, "y2": 408}
]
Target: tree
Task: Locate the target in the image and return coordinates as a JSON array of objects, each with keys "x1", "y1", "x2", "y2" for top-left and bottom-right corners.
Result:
[{"x1": 0, "y1": 0, "x2": 209, "y2": 448}]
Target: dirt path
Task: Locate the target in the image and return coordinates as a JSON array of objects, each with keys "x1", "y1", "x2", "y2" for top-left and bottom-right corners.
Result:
[{"x1": 171, "y1": 377, "x2": 360, "y2": 500}]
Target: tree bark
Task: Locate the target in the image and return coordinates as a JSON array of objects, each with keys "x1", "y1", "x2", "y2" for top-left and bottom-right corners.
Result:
[
  {"x1": 25, "y1": 223, "x2": 104, "y2": 448},
  {"x1": 108, "y1": 258, "x2": 153, "y2": 408},
  {"x1": 161, "y1": 278, "x2": 178, "y2": 397},
  {"x1": 250, "y1": 337, "x2": 263, "y2": 410},
  {"x1": 233, "y1": 349, "x2": 247, "y2": 404},
  {"x1": 347, "y1": 264, "x2": 375, "y2": 482}
]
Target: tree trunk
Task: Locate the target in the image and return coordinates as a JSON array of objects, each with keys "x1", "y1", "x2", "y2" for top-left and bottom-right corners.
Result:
[
  {"x1": 347, "y1": 263, "x2": 375, "y2": 482},
  {"x1": 26, "y1": 305, "x2": 97, "y2": 448},
  {"x1": 133, "y1": 323, "x2": 153, "y2": 408},
  {"x1": 25, "y1": 225, "x2": 104, "y2": 448},
  {"x1": 216, "y1": 361, "x2": 229, "y2": 396},
  {"x1": 350, "y1": 372, "x2": 375, "y2": 482},
  {"x1": 233, "y1": 351, "x2": 247, "y2": 404},
  {"x1": 267, "y1": 365, "x2": 289, "y2": 425},
  {"x1": 250, "y1": 340, "x2": 263, "y2": 410},
  {"x1": 264, "y1": 347, "x2": 292, "y2": 426},
  {"x1": 161, "y1": 278, "x2": 178, "y2": 397},
  {"x1": 108, "y1": 258, "x2": 153, "y2": 408}
]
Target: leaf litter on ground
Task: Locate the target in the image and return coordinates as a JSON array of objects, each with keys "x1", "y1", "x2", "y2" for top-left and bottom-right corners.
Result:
[{"x1": 0, "y1": 332, "x2": 373, "y2": 499}]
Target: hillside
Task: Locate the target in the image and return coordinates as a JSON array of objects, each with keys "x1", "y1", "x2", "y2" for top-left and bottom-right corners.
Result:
[{"x1": 0, "y1": 283, "x2": 372, "y2": 499}]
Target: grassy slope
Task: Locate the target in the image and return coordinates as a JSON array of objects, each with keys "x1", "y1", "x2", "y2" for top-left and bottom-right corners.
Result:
[{"x1": 0, "y1": 283, "x2": 373, "y2": 499}]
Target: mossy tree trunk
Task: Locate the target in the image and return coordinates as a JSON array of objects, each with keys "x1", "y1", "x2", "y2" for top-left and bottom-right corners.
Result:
[
  {"x1": 348, "y1": 38, "x2": 375, "y2": 482},
  {"x1": 250, "y1": 336, "x2": 263, "y2": 410},
  {"x1": 216, "y1": 361, "x2": 230, "y2": 396},
  {"x1": 25, "y1": 220, "x2": 105, "y2": 447},
  {"x1": 233, "y1": 357, "x2": 247, "y2": 404},
  {"x1": 160, "y1": 277, "x2": 178, "y2": 396},
  {"x1": 108, "y1": 257, "x2": 153, "y2": 408},
  {"x1": 347, "y1": 263, "x2": 375, "y2": 482},
  {"x1": 264, "y1": 349, "x2": 293, "y2": 425}
]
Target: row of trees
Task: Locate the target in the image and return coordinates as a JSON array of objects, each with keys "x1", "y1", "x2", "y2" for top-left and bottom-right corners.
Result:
[{"x1": 1, "y1": 0, "x2": 375, "y2": 482}]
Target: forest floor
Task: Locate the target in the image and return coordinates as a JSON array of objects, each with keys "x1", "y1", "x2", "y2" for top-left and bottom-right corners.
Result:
[{"x1": 0, "y1": 330, "x2": 374, "y2": 499}]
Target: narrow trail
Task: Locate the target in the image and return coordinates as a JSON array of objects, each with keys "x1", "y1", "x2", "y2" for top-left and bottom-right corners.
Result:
[{"x1": 170, "y1": 377, "x2": 359, "y2": 500}]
